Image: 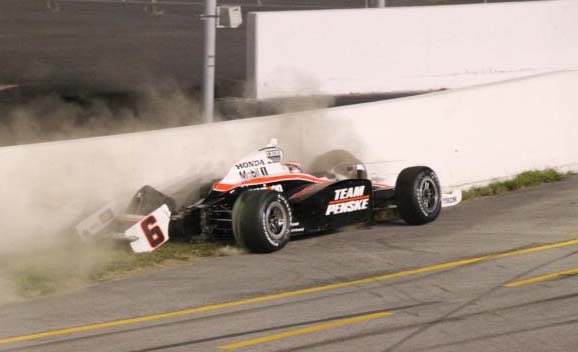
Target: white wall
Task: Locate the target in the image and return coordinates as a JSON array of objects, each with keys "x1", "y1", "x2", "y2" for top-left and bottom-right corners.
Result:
[
  {"x1": 247, "y1": 0, "x2": 578, "y2": 99},
  {"x1": 2, "y1": 71, "x2": 578, "y2": 251},
  {"x1": 299, "y1": 71, "x2": 578, "y2": 188}
]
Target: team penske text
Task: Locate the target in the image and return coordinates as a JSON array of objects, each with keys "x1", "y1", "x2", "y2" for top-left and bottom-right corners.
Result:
[
  {"x1": 325, "y1": 186, "x2": 369, "y2": 215},
  {"x1": 325, "y1": 198, "x2": 369, "y2": 215}
]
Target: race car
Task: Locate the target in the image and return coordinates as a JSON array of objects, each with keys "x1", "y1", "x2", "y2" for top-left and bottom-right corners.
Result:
[{"x1": 77, "y1": 140, "x2": 461, "y2": 253}]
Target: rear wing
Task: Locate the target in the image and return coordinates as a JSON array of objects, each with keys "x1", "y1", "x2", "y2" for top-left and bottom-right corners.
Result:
[{"x1": 76, "y1": 186, "x2": 176, "y2": 253}]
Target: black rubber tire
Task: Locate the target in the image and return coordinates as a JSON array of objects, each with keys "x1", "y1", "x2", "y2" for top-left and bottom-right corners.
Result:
[
  {"x1": 232, "y1": 190, "x2": 292, "y2": 253},
  {"x1": 395, "y1": 166, "x2": 441, "y2": 225}
]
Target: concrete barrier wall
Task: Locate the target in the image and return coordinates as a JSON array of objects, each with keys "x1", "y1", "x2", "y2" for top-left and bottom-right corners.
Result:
[
  {"x1": 247, "y1": 0, "x2": 578, "y2": 99},
  {"x1": 2, "y1": 71, "x2": 577, "y2": 251},
  {"x1": 299, "y1": 71, "x2": 578, "y2": 188}
]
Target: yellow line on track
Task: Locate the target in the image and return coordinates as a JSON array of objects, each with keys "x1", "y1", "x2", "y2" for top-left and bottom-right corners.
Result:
[
  {"x1": 506, "y1": 267, "x2": 578, "y2": 287},
  {"x1": 219, "y1": 311, "x2": 392, "y2": 350},
  {"x1": 2, "y1": 237, "x2": 578, "y2": 346}
]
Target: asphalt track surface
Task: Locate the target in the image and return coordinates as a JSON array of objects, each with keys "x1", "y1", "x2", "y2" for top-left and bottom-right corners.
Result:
[
  {"x1": 1, "y1": 175, "x2": 578, "y2": 352},
  {"x1": 0, "y1": 0, "x2": 537, "y2": 93}
]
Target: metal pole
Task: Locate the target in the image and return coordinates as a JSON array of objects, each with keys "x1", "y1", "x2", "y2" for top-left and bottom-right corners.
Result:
[
  {"x1": 202, "y1": 0, "x2": 217, "y2": 123},
  {"x1": 369, "y1": 0, "x2": 386, "y2": 7}
]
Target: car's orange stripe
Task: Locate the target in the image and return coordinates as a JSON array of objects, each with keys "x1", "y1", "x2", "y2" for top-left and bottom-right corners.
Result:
[
  {"x1": 213, "y1": 174, "x2": 329, "y2": 192},
  {"x1": 289, "y1": 184, "x2": 319, "y2": 200},
  {"x1": 328, "y1": 195, "x2": 370, "y2": 205}
]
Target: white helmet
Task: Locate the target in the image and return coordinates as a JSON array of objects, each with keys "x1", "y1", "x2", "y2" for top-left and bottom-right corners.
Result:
[{"x1": 285, "y1": 161, "x2": 303, "y2": 174}]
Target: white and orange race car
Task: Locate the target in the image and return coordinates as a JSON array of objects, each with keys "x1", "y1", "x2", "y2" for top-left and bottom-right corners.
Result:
[{"x1": 77, "y1": 140, "x2": 461, "y2": 254}]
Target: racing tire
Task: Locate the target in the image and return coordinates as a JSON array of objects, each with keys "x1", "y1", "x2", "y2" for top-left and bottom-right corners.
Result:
[
  {"x1": 395, "y1": 166, "x2": 441, "y2": 225},
  {"x1": 232, "y1": 190, "x2": 292, "y2": 253}
]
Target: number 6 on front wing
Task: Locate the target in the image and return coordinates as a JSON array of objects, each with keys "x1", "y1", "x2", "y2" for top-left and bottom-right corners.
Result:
[{"x1": 124, "y1": 204, "x2": 171, "y2": 253}]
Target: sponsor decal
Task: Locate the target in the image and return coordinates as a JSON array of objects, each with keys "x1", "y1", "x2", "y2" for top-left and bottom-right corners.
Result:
[
  {"x1": 268, "y1": 184, "x2": 283, "y2": 192},
  {"x1": 443, "y1": 195, "x2": 457, "y2": 203},
  {"x1": 325, "y1": 185, "x2": 369, "y2": 215},
  {"x1": 266, "y1": 149, "x2": 282, "y2": 163},
  {"x1": 239, "y1": 166, "x2": 269, "y2": 180},
  {"x1": 441, "y1": 189, "x2": 462, "y2": 208},
  {"x1": 290, "y1": 221, "x2": 303, "y2": 232},
  {"x1": 326, "y1": 199, "x2": 369, "y2": 215},
  {"x1": 255, "y1": 184, "x2": 284, "y2": 192},
  {"x1": 235, "y1": 160, "x2": 266, "y2": 170}
]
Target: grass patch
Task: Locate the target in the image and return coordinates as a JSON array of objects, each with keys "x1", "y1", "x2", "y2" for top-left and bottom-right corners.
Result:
[
  {"x1": 463, "y1": 169, "x2": 566, "y2": 200},
  {"x1": 11, "y1": 270, "x2": 60, "y2": 297},
  {"x1": 91, "y1": 241, "x2": 225, "y2": 281},
  {"x1": 0, "y1": 239, "x2": 233, "y2": 299}
]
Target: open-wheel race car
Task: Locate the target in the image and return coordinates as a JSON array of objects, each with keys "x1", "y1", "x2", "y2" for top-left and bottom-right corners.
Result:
[{"x1": 77, "y1": 140, "x2": 461, "y2": 253}]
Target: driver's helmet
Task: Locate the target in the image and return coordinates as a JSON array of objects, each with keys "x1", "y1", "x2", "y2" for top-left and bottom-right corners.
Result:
[{"x1": 285, "y1": 161, "x2": 303, "y2": 174}]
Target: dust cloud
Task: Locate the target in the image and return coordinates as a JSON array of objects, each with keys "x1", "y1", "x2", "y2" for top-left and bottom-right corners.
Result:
[
  {"x1": 220, "y1": 87, "x2": 336, "y2": 119},
  {"x1": 0, "y1": 80, "x2": 205, "y2": 252},
  {"x1": 0, "y1": 80, "x2": 204, "y2": 147},
  {"x1": 0, "y1": 80, "x2": 210, "y2": 304},
  {"x1": 0, "y1": 77, "x2": 337, "y2": 304}
]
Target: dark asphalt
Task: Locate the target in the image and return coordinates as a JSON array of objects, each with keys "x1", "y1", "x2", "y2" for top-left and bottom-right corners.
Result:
[{"x1": 0, "y1": 176, "x2": 577, "y2": 351}]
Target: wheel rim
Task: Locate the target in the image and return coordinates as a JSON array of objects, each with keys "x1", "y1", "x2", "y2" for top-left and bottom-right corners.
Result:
[
  {"x1": 419, "y1": 176, "x2": 439, "y2": 213},
  {"x1": 265, "y1": 201, "x2": 288, "y2": 242}
]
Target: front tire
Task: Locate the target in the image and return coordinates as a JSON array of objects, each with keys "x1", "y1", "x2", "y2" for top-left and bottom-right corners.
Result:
[
  {"x1": 395, "y1": 166, "x2": 441, "y2": 225},
  {"x1": 232, "y1": 190, "x2": 292, "y2": 253}
]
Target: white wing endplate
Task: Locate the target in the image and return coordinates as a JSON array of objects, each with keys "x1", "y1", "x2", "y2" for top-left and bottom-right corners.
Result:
[{"x1": 441, "y1": 189, "x2": 462, "y2": 208}]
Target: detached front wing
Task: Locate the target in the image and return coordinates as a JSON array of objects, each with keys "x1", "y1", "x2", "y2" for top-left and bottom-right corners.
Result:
[{"x1": 75, "y1": 203, "x2": 171, "y2": 253}]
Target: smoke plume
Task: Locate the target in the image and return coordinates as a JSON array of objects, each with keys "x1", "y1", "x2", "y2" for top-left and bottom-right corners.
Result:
[{"x1": 0, "y1": 80, "x2": 204, "y2": 147}]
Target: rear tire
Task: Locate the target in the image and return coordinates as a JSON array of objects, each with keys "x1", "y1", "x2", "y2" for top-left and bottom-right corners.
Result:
[
  {"x1": 395, "y1": 167, "x2": 441, "y2": 225},
  {"x1": 232, "y1": 190, "x2": 292, "y2": 253}
]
